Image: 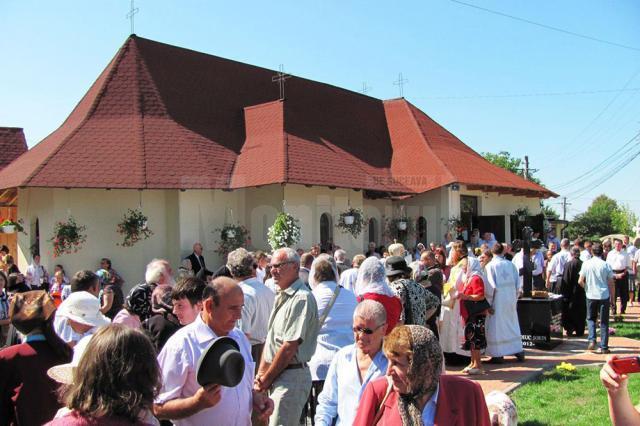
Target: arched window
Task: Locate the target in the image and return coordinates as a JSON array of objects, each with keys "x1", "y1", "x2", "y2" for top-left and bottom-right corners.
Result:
[
  {"x1": 417, "y1": 216, "x2": 427, "y2": 244},
  {"x1": 368, "y1": 218, "x2": 377, "y2": 245},
  {"x1": 320, "y1": 213, "x2": 333, "y2": 252}
]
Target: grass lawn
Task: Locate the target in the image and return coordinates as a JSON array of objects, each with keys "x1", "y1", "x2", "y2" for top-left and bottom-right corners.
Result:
[
  {"x1": 611, "y1": 319, "x2": 640, "y2": 340},
  {"x1": 511, "y1": 366, "x2": 640, "y2": 425}
]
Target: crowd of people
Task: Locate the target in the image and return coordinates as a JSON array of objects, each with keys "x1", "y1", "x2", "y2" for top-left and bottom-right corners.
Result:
[{"x1": 0, "y1": 230, "x2": 638, "y2": 425}]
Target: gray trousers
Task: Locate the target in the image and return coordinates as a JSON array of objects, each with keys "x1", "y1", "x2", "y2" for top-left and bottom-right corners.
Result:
[{"x1": 268, "y1": 367, "x2": 312, "y2": 426}]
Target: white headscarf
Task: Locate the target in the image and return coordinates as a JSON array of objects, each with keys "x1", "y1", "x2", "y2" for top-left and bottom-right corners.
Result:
[
  {"x1": 309, "y1": 253, "x2": 340, "y2": 289},
  {"x1": 355, "y1": 257, "x2": 395, "y2": 297},
  {"x1": 465, "y1": 256, "x2": 484, "y2": 280}
]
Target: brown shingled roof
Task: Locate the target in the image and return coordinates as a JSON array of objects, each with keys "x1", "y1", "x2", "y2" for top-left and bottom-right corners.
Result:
[
  {"x1": 0, "y1": 35, "x2": 555, "y2": 199},
  {"x1": 0, "y1": 128, "x2": 28, "y2": 171}
]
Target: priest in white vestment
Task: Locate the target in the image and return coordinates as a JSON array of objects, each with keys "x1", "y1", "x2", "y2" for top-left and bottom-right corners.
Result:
[{"x1": 485, "y1": 243, "x2": 525, "y2": 362}]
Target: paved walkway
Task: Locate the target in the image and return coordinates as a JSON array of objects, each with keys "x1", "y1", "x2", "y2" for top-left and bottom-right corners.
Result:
[{"x1": 445, "y1": 303, "x2": 640, "y2": 394}]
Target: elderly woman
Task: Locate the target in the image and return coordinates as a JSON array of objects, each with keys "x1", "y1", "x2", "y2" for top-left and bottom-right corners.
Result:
[
  {"x1": 308, "y1": 254, "x2": 358, "y2": 419},
  {"x1": 353, "y1": 325, "x2": 490, "y2": 425},
  {"x1": 112, "y1": 283, "x2": 153, "y2": 329},
  {"x1": 315, "y1": 300, "x2": 388, "y2": 426},
  {"x1": 46, "y1": 324, "x2": 160, "y2": 425},
  {"x1": 0, "y1": 291, "x2": 73, "y2": 425},
  {"x1": 355, "y1": 257, "x2": 402, "y2": 334}
]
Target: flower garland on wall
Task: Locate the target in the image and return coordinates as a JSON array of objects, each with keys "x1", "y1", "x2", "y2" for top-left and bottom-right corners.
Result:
[
  {"x1": 116, "y1": 209, "x2": 153, "y2": 247},
  {"x1": 336, "y1": 207, "x2": 366, "y2": 238},
  {"x1": 50, "y1": 216, "x2": 87, "y2": 257},
  {"x1": 267, "y1": 212, "x2": 301, "y2": 251},
  {"x1": 214, "y1": 224, "x2": 250, "y2": 257}
]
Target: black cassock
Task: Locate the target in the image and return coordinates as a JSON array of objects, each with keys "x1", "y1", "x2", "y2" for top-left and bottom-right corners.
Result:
[{"x1": 560, "y1": 258, "x2": 587, "y2": 336}]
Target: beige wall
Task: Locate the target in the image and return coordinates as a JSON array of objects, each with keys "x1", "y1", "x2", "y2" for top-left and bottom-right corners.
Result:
[
  {"x1": 284, "y1": 185, "x2": 364, "y2": 256},
  {"x1": 18, "y1": 188, "x2": 180, "y2": 290}
]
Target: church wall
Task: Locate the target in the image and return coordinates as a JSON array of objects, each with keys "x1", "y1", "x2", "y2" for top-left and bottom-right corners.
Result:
[
  {"x1": 178, "y1": 189, "x2": 244, "y2": 268},
  {"x1": 283, "y1": 185, "x2": 364, "y2": 257},
  {"x1": 363, "y1": 198, "x2": 392, "y2": 249},
  {"x1": 17, "y1": 188, "x2": 179, "y2": 290},
  {"x1": 400, "y1": 187, "x2": 449, "y2": 247},
  {"x1": 244, "y1": 185, "x2": 283, "y2": 252}
]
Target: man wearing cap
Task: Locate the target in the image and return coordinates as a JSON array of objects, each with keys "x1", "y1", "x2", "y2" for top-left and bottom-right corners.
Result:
[
  {"x1": 255, "y1": 248, "x2": 319, "y2": 426},
  {"x1": 154, "y1": 277, "x2": 273, "y2": 426},
  {"x1": 227, "y1": 248, "x2": 275, "y2": 369}
]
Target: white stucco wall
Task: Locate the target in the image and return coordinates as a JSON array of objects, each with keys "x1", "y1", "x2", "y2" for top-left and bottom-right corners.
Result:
[
  {"x1": 18, "y1": 188, "x2": 180, "y2": 289},
  {"x1": 284, "y1": 185, "x2": 364, "y2": 256}
]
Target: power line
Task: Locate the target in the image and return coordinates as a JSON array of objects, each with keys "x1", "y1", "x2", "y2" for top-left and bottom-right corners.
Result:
[
  {"x1": 448, "y1": 0, "x2": 640, "y2": 53},
  {"x1": 415, "y1": 87, "x2": 640, "y2": 100},
  {"x1": 553, "y1": 132, "x2": 640, "y2": 190},
  {"x1": 564, "y1": 146, "x2": 640, "y2": 200}
]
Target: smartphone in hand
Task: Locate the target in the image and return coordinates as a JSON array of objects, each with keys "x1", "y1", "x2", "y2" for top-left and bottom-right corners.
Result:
[{"x1": 611, "y1": 356, "x2": 640, "y2": 375}]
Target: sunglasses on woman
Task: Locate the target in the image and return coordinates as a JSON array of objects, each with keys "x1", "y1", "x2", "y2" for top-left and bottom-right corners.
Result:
[{"x1": 353, "y1": 323, "x2": 385, "y2": 335}]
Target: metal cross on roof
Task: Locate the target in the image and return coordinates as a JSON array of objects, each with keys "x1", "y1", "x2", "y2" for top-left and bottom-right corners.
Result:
[
  {"x1": 126, "y1": 0, "x2": 139, "y2": 35},
  {"x1": 361, "y1": 82, "x2": 372, "y2": 95},
  {"x1": 272, "y1": 64, "x2": 291, "y2": 101},
  {"x1": 393, "y1": 72, "x2": 409, "y2": 97}
]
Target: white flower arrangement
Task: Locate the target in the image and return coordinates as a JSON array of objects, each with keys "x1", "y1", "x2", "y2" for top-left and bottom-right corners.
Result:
[{"x1": 267, "y1": 212, "x2": 301, "y2": 251}]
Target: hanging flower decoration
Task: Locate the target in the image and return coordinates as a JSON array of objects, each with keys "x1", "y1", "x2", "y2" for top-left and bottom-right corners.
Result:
[
  {"x1": 267, "y1": 212, "x2": 301, "y2": 251},
  {"x1": 336, "y1": 207, "x2": 366, "y2": 238},
  {"x1": 513, "y1": 207, "x2": 531, "y2": 222},
  {"x1": 214, "y1": 224, "x2": 250, "y2": 257},
  {"x1": 383, "y1": 216, "x2": 415, "y2": 245},
  {"x1": 0, "y1": 218, "x2": 26, "y2": 234},
  {"x1": 116, "y1": 209, "x2": 153, "y2": 247},
  {"x1": 50, "y1": 216, "x2": 87, "y2": 257}
]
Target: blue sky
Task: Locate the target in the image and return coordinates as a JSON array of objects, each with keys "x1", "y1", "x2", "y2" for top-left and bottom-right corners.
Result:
[{"x1": 2, "y1": 0, "x2": 639, "y2": 219}]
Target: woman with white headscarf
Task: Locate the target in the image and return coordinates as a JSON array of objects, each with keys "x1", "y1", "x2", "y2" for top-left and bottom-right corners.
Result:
[
  {"x1": 354, "y1": 257, "x2": 402, "y2": 334},
  {"x1": 308, "y1": 254, "x2": 358, "y2": 415},
  {"x1": 458, "y1": 253, "x2": 490, "y2": 375},
  {"x1": 440, "y1": 241, "x2": 472, "y2": 357}
]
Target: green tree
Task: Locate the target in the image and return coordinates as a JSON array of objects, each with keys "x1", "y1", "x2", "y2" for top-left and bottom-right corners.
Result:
[
  {"x1": 612, "y1": 204, "x2": 638, "y2": 236},
  {"x1": 566, "y1": 195, "x2": 636, "y2": 239},
  {"x1": 541, "y1": 203, "x2": 560, "y2": 220},
  {"x1": 482, "y1": 151, "x2": 542, "y2": 185}
]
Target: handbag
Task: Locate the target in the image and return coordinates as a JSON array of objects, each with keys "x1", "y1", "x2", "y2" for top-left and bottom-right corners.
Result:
[{"x1": 463, "y1": 298, "x2": 491, "y2": 317}]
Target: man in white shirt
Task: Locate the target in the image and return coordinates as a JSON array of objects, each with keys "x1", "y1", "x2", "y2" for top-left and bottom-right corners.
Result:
[
  {"x1": 25, "y1": 254, "x2": 48, "y2": 289},
  {"x1": 546, "y1": 239, "x2": 573, "y2": 293},
  {"x1": 227, "y1": 248, "x2": 275, "y2": 369},
  {"x1": 154, "y1": 277, "x2": 273, "y2": 425},
  {"x1": 580, "y1": 240, "x2": 593, "y2": 262},
  {"x1": 339, "y1": 255, "x2": 366, "y2": 292},
  {"x1": 607, "y1": 239, "x2": 631, "y2": 315}
]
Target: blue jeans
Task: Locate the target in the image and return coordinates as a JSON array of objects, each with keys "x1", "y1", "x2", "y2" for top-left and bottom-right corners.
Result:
[{"x1": 587, "y1": 298, "x2": 610, "y2": 349}]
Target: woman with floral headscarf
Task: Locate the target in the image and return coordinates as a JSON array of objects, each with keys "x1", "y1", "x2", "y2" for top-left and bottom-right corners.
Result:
[
  {"x1": 355, "y1": 257, "x2": 402, "y2": 334},
  {"x1": 353, "y1": 325, "x2": 490, "y2": 425},
  {"x1": 458, "y1": 255, "x2": 489, "y2": 375},
  {"x1": 112, "y1": 283, "x2": 153, "y2": 329}
]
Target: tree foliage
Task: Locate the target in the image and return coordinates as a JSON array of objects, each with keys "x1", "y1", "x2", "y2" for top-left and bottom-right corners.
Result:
[
  {"x1": 566, "y1": 195, "x2": 637, "y2": 239},
  {"x1": 482, "y1": 151, "x2": 542, "y2": 185},
  {"x1": 541, "y1": 203, "x2": 560, "y2": 220}
]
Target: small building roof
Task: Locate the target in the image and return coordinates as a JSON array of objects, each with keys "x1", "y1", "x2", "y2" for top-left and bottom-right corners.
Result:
[
  {"x1": 0, "y1": 127, "x2": 27, "y2": 170},
  {"x1": 0, "y1": 35, "x2": 555, "y2": 199}
]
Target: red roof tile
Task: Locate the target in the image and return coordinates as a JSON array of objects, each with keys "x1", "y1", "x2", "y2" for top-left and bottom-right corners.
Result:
[
  {"x1": 0, "y1": 36, "x2": 555, "y2": 198},
  {"x1": 0, "y1": 128, "x2": 28, "y2": 171}
]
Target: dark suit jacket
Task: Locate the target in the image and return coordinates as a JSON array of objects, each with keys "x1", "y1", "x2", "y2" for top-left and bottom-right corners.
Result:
[
  {"x1": 354, "y1": 374, "x2": 491, "y2": 426},
  {"x1": 186, "y1": 253, "x2": 206, "y2": 275}
]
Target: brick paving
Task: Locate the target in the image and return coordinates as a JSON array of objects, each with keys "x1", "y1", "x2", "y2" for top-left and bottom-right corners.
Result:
[{"x1": 445, "y1": 303, "x2": 640, "y2": 394}]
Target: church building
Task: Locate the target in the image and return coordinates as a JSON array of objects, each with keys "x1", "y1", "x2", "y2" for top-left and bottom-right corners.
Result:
[{"x1": 0, "y1": 35, "x2": 555, "y2": 285}]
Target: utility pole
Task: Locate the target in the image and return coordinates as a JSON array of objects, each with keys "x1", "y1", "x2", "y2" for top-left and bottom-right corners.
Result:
[
  {"x1": 562, "y1": 197, "x2": 571, "y2": 221},
  {"x1": 522, "y1": 155, "x2": 538, "y2": 181}
]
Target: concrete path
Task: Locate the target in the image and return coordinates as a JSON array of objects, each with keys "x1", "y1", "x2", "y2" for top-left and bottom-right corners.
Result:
[{"x1": 445, "y1": 303, "x2": 640, "y2": 394}]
